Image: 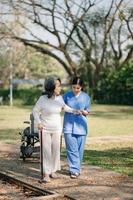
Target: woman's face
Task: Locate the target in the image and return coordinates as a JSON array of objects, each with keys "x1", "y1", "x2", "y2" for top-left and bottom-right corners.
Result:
[
  {"x1": 72, "y1": 84, "x2": 82, "y2": 96},
  {"x1": 54, "y1": 80, "x2": 61, "y2": 96}
]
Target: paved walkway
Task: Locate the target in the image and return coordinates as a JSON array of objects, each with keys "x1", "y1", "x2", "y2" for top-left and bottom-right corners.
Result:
[{"x1": 0, "y1": 142, "x2": 133, "y2": 200}]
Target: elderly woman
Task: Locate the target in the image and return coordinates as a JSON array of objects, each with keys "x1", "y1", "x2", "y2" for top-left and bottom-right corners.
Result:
[{"x1": 32, "y1": 77, "x2": 78, "y2": 183}]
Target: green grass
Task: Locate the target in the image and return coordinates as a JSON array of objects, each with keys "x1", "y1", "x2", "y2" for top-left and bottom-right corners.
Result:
[
  {"x1": 0, "y1": 129, "x2": 20, "y2": 144},
  {"x1": 61, "y1": 139, "x2": 133, "y2": 176},
  {"x1": 87, "y1": 104, "x2": 133, "y2": 176},
  {"x1": 0, "y1": 104, "x2": 133, "y2": 176},
  {"x1": 0, "y1": 105, "x2": 31, "y2": 143},
  {"x1": 61, "y1": 145, "x2": 133, "y2": 176},
  {"x1": 83, "y1": 147, "x2": 133, "y2": 176},
  {"x1": 89, "y1": 104, "x2": 133, "y2": 137}
]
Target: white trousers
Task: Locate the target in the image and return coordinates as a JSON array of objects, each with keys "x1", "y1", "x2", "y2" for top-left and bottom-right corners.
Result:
[{"x1": 40, "y1": 130, "x2": 61, "y2": 175}]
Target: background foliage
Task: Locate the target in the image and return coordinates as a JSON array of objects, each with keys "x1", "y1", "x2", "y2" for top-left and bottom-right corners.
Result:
[
  {"x1": 1, "y1": 62, "x2": 133, "y2": 106},
  {"x1": 93, "y1": 63, "x2": 133, "y2": 105}
]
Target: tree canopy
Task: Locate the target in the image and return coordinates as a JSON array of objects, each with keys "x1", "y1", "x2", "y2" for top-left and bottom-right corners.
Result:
[{"x1": 0, "y1": 0, "x2": 133, "y2": 88}]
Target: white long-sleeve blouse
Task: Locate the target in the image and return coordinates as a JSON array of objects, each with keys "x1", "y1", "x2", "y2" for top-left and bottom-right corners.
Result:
[{"x1": 32, "y1": 95, "x2": 74, "y2": 133}]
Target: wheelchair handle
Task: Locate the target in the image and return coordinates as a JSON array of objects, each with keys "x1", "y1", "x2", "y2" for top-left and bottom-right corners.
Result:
[{"x1": 23, "y1": 121, "x2": 30, "y2": 124}]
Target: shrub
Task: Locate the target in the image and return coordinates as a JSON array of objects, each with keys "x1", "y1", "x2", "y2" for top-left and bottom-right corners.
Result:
[
  {"x1": 94, "y1": 63, "x2": 133, "y2": 105},
  {"x1": 0, "y1": 87, "x2": 42, "y2": 105}
]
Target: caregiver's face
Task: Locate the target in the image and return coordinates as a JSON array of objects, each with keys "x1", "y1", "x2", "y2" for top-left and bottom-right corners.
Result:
[{"x1": 72, "y1": 84, "x2": 82, "y2": 96}]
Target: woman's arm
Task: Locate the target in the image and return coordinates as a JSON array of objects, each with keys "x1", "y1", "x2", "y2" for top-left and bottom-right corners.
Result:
[
  {"x1": 63, "y1": 104, "x2": 81, "y2": 114},
  {"x1": 60, "y1": 95, "x2": 80, "y2": 114}
]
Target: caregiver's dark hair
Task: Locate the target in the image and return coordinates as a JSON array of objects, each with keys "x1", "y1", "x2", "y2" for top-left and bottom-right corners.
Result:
[
  {"x1": 72, "y1": 76, "x2": 83, "y2": 88},
  {"x1": 43, "y1": 76, "x2": 61, "y2": 98}
]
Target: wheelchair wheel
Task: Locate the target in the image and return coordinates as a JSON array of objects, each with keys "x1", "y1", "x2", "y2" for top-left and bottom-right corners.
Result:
[{"x1": 20, "y1": 144, "x2": 33, "y2": 161}]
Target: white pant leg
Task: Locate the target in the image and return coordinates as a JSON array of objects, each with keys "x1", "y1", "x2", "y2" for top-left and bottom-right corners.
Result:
[
  {"x1": 51, "y1": 132, "x2": 61, "y2": 173},
  {"x1": 40, "y1": 131, "x2": 61, "y2": 175},
  {"x1": 41, "y1": 132, "x2": 52, "y2": 174}
]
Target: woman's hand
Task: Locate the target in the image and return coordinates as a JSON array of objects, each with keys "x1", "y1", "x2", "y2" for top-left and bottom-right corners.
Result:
[
  {"x1": 37, "y1": 123, "x2": 44, "y2": 130},
  {"x1": 80, "y1": 110, "x2": 89, "y2": 116}
]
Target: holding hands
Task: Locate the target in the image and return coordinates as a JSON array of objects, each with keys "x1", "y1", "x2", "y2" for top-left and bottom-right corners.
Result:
[
  {"x1": 73, "y1": 109, "x2": 82, "y2": 115},
  {"x1": 80, "y1": 109, "x2": 89, "y2": 116},
  {"x1": 73, "y1": 109, "x2": 89, "y2": 116}
]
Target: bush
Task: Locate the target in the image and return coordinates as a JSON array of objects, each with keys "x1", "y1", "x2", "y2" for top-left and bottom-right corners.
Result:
[
  {"x1": 0, "y1": 89, "x2": 9, "y2": 102},
  {"x1": 94, "y1": 63, "x2": 133, "y2": 105},
  {"x1": 0, "y1": 87, "x2": 42, "y2": 105}
]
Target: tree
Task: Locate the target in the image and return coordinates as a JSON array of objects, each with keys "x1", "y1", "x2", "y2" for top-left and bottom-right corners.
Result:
[
  {"x1": 0, "y1": 0, "x2": 100, "y2": 76},
  {"x1": 0, "y1": 0, "x2": 133, "y2": 88},
  {"x1": 0, "y1": 38, "x2": 66, "y2": 88},
  {"x1": 76, "y1": 0, "x2": 133, "y2": 87},
  {"x1": 0, "y1": 19, "x2": 66, "y2": 88}
]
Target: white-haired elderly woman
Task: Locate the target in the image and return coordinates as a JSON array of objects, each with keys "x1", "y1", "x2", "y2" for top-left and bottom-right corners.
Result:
[{"x1": 32, "y1": 76, "x2": 78, "y2": 183}]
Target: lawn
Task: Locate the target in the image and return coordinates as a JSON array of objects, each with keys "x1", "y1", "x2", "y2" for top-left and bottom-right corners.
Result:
[
  {"x1": 0, "y1": 106, "x2": 31, "y2": 144},
  {"x1": 0, "y1": 104, "x2": 133, "y2": 176},
  {"x1": 89, "y1": 104, "x2": 133, "y2": 137}
]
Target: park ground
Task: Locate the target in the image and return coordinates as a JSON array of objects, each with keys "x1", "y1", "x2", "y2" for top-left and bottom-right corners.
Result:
[{"x1": 0, "y1": 104, "x2": 133, "y2": 199}]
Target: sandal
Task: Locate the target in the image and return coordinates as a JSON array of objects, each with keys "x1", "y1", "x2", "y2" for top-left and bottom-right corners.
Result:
[{"x1": 39, "y1": 175, "x2": 51, "y2": 183}]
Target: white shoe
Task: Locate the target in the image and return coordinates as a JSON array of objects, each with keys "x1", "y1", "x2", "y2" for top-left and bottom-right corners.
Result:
[{"x1": 70, "y1": 172, "x2": 80, "y2": 179}]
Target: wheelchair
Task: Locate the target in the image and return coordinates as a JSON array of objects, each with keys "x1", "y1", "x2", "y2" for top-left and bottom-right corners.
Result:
[{"x1": 19, "y1": 114, "x2": 40, "y2": 161}]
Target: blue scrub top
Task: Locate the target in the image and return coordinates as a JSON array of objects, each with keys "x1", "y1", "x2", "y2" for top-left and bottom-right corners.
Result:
[{"x1": 63, "y1": 91, "x2": 90, "y2": 135}]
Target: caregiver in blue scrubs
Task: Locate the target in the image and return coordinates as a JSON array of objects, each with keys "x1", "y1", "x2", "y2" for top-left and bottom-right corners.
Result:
[{"x1": 63, "y1": 76, "x2": 91, "y2": 179}]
